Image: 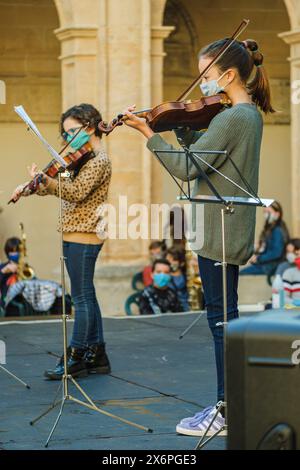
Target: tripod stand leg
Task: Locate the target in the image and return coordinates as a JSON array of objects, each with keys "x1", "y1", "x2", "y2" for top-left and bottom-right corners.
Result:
[
  {"x1": 70, "y1": 377, "x2": 153, "y2": 433},
  {"x1": 0, "y1": 364, "x2": 30, "y2": 389},
  {"x1": 195, "y1": 401, "x2": 226, "y2": 450},
  {"x1": 195, "y1": 424, "x2": 227, "y2": 449},
  {"x1": 179, "y1": 312, "x2": 204, "y2": 339},
  {"x1": 30, "y1": 382, "x2": 63, "y2": 426},
  {"x1": 45, "y1": 397, "x2": 66, "y2": 448}
]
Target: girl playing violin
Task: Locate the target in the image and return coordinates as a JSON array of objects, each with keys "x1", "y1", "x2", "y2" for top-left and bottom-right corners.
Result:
[
  {"x1": 11, "y1": 103, "x2": 112, "y2": 380},
  {"x1": 123, "y1": 38, "x2": 274, "y2": 437}
]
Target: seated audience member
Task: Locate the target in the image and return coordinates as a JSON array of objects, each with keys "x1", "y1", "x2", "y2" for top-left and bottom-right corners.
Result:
[
  {"x1": 276, "y1": 238, "x2": 300, "y2": 277},
  {"x1": 166, "y1": 248, "x2": 189, "y2": 311},
  {"x1": 139, "y1": 259, "x2": 183, "y2": 315},
  {"x1": 0, "y1": 237, "x2": 21, "y2": 308},
  {"x1": 0, "y1": 236, "x2": 69, "y2": 317},
  {"x1": 240, "y1": 201, "x2": 289, "y2": 278},
  {"x1": 143, "y1": 240, "x2": 166, "y2": 287},
  {"x1": 283, "y1": 246, "x2": 300, "y2": 305}
]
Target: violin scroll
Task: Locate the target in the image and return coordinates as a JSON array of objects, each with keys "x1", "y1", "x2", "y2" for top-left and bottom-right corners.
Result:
[{"x1": 98, "y1": 117, "x2": 124, "y2": 136}]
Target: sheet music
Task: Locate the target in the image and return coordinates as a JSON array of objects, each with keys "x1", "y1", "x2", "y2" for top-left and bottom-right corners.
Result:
[{"x1": 14, "y1": 105, "x2": 66, "y2": 168}]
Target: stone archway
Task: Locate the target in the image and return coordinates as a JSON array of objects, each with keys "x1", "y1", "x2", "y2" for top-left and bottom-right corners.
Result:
[
  {"x1": 284, "y1": 0, "x2": 300, "y2": 30},
  {"x1": 0, "y1": 0, "x2": 62, "y2": 279}
]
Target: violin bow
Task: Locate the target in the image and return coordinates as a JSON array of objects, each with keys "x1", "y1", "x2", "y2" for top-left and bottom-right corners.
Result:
[{"x1": 177, "y1": 19, "x2": 250, "y2": 102}]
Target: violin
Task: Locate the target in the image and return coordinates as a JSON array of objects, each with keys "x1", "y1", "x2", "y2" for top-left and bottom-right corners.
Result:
[
  {"x1": 8, "y1": 137, "x2": 94, "y2": 205},
  {"x1": 99, "y1": 93, "x2": 231, "y2": 135},
  {"x1": 99, "y1": 19, "x2": 249, "y2": 136}
]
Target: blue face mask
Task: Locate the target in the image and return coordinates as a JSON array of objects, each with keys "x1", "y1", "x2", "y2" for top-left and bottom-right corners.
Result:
[
  {"x1": 153, "y1": 272, "x2": 171, "y2": 288},
  {"x1": 8, "y1": 252, "x2": 20, "y2": 263},
  {"x1": 65, "y1": 130, "x2": 91, "y2": 151},
  {"x1": 200, "y1": 71, "x2": 228, "y2": 97}
]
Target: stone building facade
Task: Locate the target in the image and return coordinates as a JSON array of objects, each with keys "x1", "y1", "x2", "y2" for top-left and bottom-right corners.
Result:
[{"x1": 0, "y1": 0, "x2": 298, "y2": 291}]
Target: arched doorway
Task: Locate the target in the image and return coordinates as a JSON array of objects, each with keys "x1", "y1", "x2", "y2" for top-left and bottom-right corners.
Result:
[
  {"x1": 0, "y1": 0, "x2": 61, "y2": 279},
  {"x1": 161, "y1": 0, "x2": 291, "y2": 234}
]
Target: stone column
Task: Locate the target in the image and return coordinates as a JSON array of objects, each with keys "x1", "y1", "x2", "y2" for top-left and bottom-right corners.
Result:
[
  {"x1": 279, "y1": 29, "x2": 300, "y2": 235},
  {"x1": 151, "y1": 25, "x2": 175, "y2": 204},
  {"x1": 54, "y1": 26, "x2": 99, "y2": 109},
  {"x1": 96, "y1": 0, "x2": 153, "y2": 263},
  {"x1": 53, "y1": 0, "x2": 100, "y2": 109}
]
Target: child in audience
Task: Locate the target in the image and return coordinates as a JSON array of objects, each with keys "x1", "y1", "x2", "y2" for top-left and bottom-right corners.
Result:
[
  {"x1": 139, "y1": 259, "x2": 182, "y2": 315},
  {"x1": 143, "y1": 240, "x2": 166, "y2": 287},
  {"x1": 0, "y1": 237, "x2": 21, "y2": 307},
  {"x1": 283, "y1": 242, "x2": 300, "y2": 305},
  {"x1": 275, "y1": 238, "x2": 300, "y2": 276},
  {"x1": 166, "y1": 248, "x2": 189, "y2": 311}
]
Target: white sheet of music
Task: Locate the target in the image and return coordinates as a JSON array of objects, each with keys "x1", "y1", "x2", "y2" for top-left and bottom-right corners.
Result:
[{"x1": 14, "y1": 105, "x2": 67, "y2": 168}]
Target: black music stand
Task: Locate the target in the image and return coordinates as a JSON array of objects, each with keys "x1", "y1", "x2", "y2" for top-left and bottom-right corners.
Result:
[{"x1": 153, "y1": 144, "x2": 273, "y2": 450}]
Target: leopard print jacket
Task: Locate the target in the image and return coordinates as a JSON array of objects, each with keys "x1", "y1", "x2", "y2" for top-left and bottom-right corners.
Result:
[{"x1": 37, "y1": 150, "x2": 112, "y2": 235}]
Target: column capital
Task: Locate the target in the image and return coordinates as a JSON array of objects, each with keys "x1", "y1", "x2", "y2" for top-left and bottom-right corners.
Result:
[
  {"x1": 279, "y1": 28, "x2": 300, "y2": 45},
  {"x1": 54, "y1": 26, "x2": 98, "y2": 61},
  {"x1": 279, "y1": 29, "x2": 300, "y2": 64},
  {"x1": 151, "y1": 25, "x2": 175, "y2": 58},
  {"x1": 54, "y1": 25, "x2": 98, "y2": 42},
  {"x1": 151, "y1": 25, "x2": 175, "y2": 40}
]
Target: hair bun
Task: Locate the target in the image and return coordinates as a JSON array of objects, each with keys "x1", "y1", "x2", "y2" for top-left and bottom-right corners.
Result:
[
  {"x1": 243, "y1": 39, "x2": 263, "y2": 67},
  {"x1": 243, "y1": 39, "x2": 259, "y2": 52}
]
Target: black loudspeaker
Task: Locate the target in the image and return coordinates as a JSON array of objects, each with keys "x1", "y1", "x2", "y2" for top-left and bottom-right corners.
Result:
[{"x1": 226, "y1": 309, "x2": 300, "y2": 450}]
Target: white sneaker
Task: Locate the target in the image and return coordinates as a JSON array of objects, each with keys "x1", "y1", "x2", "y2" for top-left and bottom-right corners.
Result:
[{"x1": 176, "y1": 407, "x2": 227, "y2": 437}]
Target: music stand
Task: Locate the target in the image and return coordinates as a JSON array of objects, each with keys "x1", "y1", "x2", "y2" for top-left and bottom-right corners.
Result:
[
  {"x1": 30, "y1": 171, "x2": 153, "y2": 447},
  {"x1": 153, "y1": 145, "x2": 273, "y2": 450}
]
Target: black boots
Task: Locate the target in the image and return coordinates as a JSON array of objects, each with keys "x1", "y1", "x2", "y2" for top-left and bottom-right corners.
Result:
[
  {"x1": 44, "y1": 344, "x2": 111, "y2": 380},
  {"x1": 85, "y1": 343, "x2": 111, "y2": 374},
  {"x1": 44, "y1": 347, "x2": 88, "y2": 380}
]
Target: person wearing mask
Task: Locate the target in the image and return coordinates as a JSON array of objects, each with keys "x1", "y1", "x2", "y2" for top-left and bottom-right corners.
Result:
[
  {"x1": 240, "y1": 201, "x2": 289, "y2": 280},
  {"x1": 143, "y1": 240, "x2": 166, "y2": 287},
  {"x1": 283, "y1": 244, "x2": 300, "y2": 305},
  {"x1": 166, "y1": 248, "x2": 189, "y2": 311},
  {"x1": 139, "y1": 259, "x2": 182, "y2": 315},
  {"x1": 123, "y1": 35, "x2": 273, "y2": 436},
  {"x1": 10, "y1": 103, "x2": 112, "y2": 380},
  {"x1": 0, "y1": 237, "x2": 21, "y2": 308},
  {"x1": 275, "y1": 238, "x2": 300, "y2": 277}
]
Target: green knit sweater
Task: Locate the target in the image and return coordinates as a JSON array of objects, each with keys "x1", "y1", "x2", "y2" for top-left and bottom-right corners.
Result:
[{"x1": 147, "y1": 103, "x2": 263, "y2": 265}]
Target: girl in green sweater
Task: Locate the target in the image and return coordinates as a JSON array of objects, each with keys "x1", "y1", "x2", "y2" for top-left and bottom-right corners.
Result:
[{"x1": 123, "y1": 38, "x2": 274, "y2": 437}]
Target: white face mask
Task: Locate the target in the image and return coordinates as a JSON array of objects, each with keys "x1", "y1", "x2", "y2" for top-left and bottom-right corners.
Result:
[
  {"x1": 287, "y1": 253, "x2": 296, "y2": 264},
  {"x1": 200, "y1": 71, "x2": 228, "y2": 97},
  {"x1": 264, "y1": 212, "x2": 279, "y2": 224}
]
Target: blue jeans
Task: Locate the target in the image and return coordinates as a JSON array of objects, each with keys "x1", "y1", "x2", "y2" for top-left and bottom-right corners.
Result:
[
  {"x1": 198, "y1": 256, "x2": 239, "y2": 401},
  {"x1": 63, "y1": 241, "x2": 104, "y2": 349}
]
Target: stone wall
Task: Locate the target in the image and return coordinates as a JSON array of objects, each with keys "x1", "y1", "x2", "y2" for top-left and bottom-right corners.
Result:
[
  {"x1": 0, "y1": 0, "x2": 299, "y2": 289},
  {"x1": 0, "y1": 0, "x2": 61, "y2": 278}
]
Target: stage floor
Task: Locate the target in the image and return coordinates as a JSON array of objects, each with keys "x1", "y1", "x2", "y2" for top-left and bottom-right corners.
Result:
[{"x1": 0, "y1": 313, "x2": 226, "y2": 450}]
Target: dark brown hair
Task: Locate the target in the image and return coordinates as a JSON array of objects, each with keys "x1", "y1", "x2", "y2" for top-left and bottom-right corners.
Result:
[
  {"x1": 149, "y1": 240, "x2": 166, "y2": 251},
  {"x1": 289, "y1": 238, "x2": 300, "y2": 251},
  {"x1": 199, "y1": 38, "x2": 275, "y2": 114},
  {"x1": 4, "y1": 237, "x2": 21, "y2": 256},
  {"x1": 152, "y1": 258, "x2": 171, "y2": 272},
  {"x1": 166, "y1": 247, "x2": 186, "y2": 274},
  {"x1": 60, "y1": 103, "x2": 103, "y2": 139}
]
